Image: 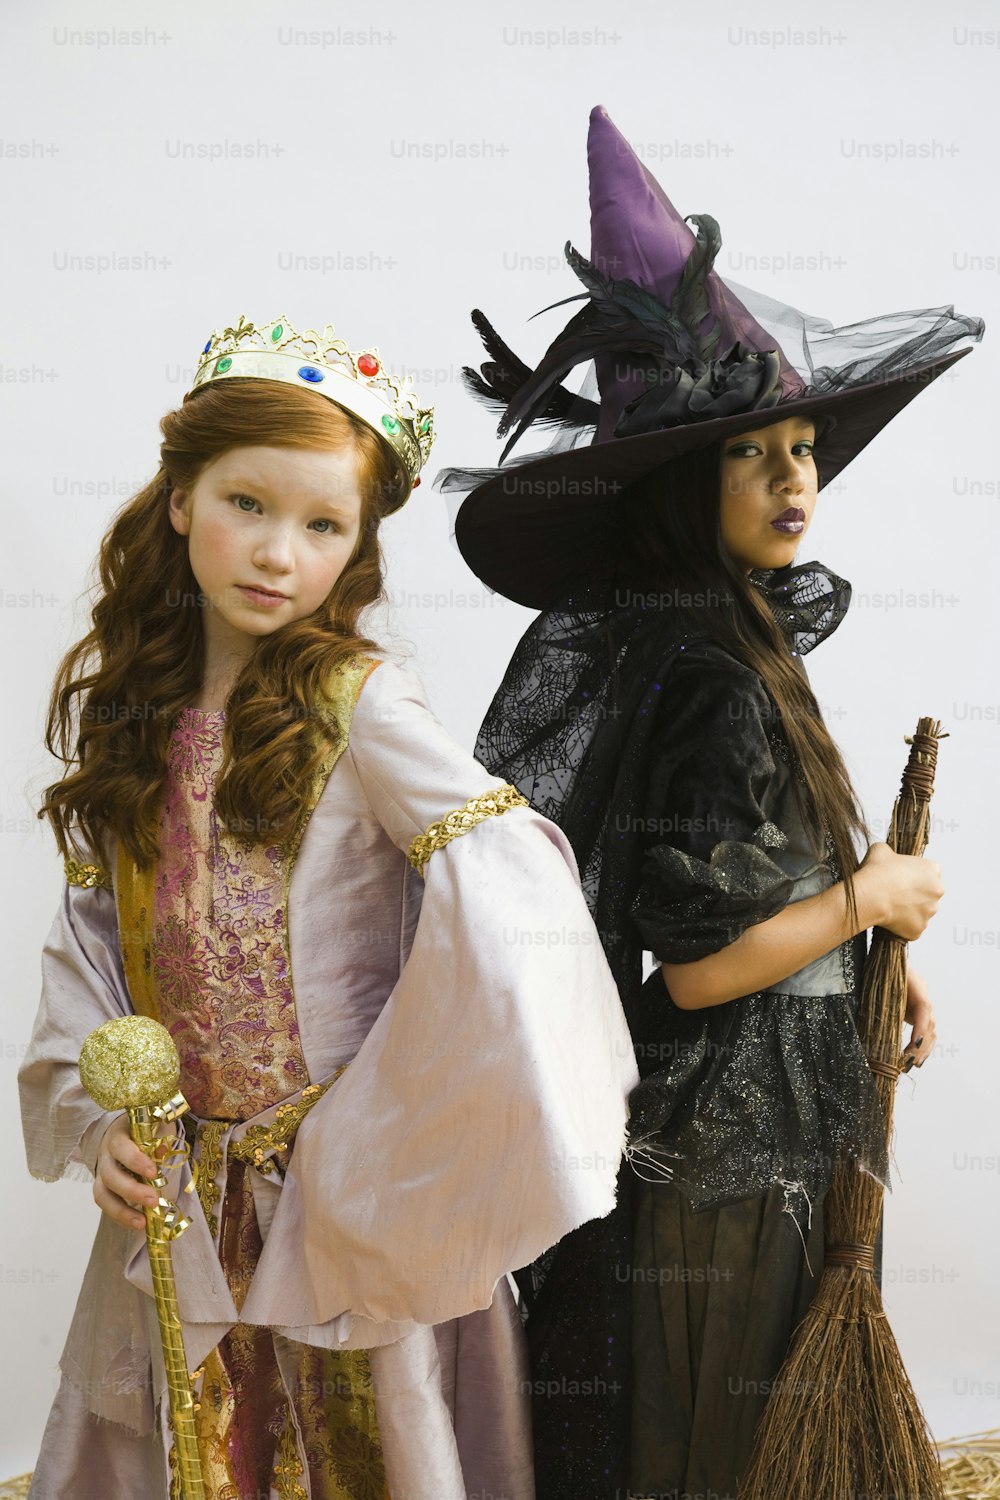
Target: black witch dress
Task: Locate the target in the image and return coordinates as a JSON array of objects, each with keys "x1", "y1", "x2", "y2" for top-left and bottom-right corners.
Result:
[{"x1": 476, "y1": 561, "x2": 888, "y2": 1500}]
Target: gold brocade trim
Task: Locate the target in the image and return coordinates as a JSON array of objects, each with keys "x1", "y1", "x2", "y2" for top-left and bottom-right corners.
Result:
[
  {"x1": 194, "y1": 1119, "x2": 227, "y2": 1240},
  {"x1": 282, "y1": 657, "x2": 382, "y2": 869},
  {"x1": 228, "y1": 1073, "x2": 344, "y2": 1176},
  {"x1": 115, "y1": 837, "x2": 161, "y2": 1022},
  {"x1": 407, "y1": 783, "x2": 529, "y2": 874},
  {"x1": 64, "y1": 858, "x2": 112, "y2": 889},
  {"x1": 293, "y1": 1344, "x2": 388, "y2": 1498},
  {"x1": 274, "y1": 1410, "x2": 309, "y2": 1500},
  {"x1": 192, "y1": 1344, "x2": 240, "y2": 1497}
]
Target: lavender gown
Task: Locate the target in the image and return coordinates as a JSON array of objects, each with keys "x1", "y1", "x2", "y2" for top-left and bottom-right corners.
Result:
[{"x1": 19, "y1": 657, "x2": 639, "y2": 1499}]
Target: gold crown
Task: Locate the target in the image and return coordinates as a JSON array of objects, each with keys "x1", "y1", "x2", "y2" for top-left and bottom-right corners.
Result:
[{"x1": 187, "y1": 314, "x2": 435, "y2": 504}]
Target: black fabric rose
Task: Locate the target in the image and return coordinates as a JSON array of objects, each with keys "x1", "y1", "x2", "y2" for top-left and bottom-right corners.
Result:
[{"x1": 614, "y1": 341, "x2": 783, "y2": 437}]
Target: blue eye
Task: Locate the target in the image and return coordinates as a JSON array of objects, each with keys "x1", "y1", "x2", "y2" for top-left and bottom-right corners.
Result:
[
  {"x1": 232, "y1": 493, "x2": 259, "y2": 512},
  {"x1": 310, "y1": 519, "x2": 339, "y2": 534}
]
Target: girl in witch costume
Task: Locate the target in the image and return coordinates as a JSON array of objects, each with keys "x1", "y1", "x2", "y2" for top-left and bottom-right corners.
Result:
[
  {"x1": 437, "y1": 106, "x2": 984, "y2": 1499},
  {"x1": 17, "y1": 315, "x2": 639, "y2": 1500}
]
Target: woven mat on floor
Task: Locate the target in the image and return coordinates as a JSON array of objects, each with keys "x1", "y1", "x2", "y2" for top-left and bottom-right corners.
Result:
[
  {"x1": 3, "y1": 1427, "x2": 998, "y2": 1498},
  {"x1": 939, "y1": 1427, "x2": 1000, "y2": 1499}
]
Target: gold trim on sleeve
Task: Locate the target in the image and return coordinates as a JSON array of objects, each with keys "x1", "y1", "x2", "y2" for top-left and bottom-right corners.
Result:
[
  {"x1": 64, "y1": 858, "x2": 112, "y2": 890},
  {"x1": 407, "y1": 784, "x2": 529, "y2": 875}
]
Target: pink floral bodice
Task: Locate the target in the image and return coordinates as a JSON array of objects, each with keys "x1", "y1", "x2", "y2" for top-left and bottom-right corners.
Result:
[{"x1": 151, "y1": 708, "x2": 309, "y2": 1120}]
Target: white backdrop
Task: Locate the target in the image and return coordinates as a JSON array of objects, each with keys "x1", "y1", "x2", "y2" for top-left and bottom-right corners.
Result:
[{"x1": 2, "y1": 0, "x2": 998, "y2": 1478}]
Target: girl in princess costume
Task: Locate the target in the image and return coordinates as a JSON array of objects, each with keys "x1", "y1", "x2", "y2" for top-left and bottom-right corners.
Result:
[
  {"x1": 18, "y1": 314, "x2": 640, "y2": 1499},
  {"x1": 438, "y1": 106, "x2": 984, "y2": 1498}
]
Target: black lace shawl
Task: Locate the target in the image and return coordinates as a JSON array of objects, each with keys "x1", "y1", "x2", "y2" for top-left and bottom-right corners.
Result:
[{"x1": 475, "y1": 559, "x2": 886, "y2": 1497}]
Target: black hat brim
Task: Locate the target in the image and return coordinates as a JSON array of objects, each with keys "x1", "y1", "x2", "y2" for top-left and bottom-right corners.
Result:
[{"x1": 455, "y1": 347, "x2": 971, "y2": 609}]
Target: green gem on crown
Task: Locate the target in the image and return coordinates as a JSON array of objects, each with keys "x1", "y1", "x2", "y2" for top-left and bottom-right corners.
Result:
[
  {"x1": 381, "y1": 414, "x2": 400, "y2": 435},
  {"x1": 418, "y1": 416, "x2": 431, "y2": 434},
  {"x1": 216, "y1": 356, "x2": 233, "y2": 373},
  {"x1": 271, "y1": 324, "x2": 283, "y2": 342}
]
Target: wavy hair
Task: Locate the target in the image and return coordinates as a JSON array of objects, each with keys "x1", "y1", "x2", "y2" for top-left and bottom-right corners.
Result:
[
  {"x1": 616, "y1": 430, "x2": 871, "y2": 929},
  {"x1": 40, "y1": 380, "x2": 405, "y2": 870}
]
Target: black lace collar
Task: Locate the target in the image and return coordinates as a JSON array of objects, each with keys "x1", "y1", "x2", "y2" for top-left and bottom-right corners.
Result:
[{"x1": 748, "y1": 559, "x2": 851, "y2": 656}]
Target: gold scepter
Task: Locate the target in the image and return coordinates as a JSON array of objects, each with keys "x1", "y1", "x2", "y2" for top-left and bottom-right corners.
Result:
[{"x1": 80, "y1": 1015, "x2": 207, "y2": 1500}]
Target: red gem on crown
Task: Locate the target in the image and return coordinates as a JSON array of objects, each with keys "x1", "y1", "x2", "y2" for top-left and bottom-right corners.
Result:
[{"x1": 357, "y1": 353, "x2": 380, "y2": 377}]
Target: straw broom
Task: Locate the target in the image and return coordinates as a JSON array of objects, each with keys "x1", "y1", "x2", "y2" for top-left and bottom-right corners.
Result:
[{"x1": 739, "y1": 717, "x2": 948, "y2": 1500}]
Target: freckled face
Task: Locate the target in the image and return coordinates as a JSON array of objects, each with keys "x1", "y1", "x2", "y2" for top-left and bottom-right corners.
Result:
[
  {"x1": 719, "y1": 416, "x2": 818, "y2": 573},
  {"x1": 167, "y1": 445, "x2": 363, "y2": 655}
]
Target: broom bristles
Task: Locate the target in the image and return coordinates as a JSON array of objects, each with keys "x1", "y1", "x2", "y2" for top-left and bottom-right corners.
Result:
[{"x1": 739, "y1": 1268, "x2": 945, "y2": 1499}]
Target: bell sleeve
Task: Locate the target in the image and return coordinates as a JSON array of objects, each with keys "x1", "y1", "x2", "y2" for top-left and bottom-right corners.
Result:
[
  {"x1": 632, "y1": 643, "x2": 799, "y2": 965},
  {"x1": 19, "y1": 870, "x2": 133, "y2": 1183},
  {"x1": 243, "y1": 659, "x2": 639, "y2": 1342}
]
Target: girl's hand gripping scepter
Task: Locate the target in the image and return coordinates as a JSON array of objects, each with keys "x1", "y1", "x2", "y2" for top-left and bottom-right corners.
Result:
[{"x1": 79, "y1": 1015, "x2": 207, "y2": 1500}]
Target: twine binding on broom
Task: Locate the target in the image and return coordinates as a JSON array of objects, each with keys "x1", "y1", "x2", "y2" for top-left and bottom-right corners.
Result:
[{"x1": 825, "y1": 1241, "x2": 876, "y2": 1272}]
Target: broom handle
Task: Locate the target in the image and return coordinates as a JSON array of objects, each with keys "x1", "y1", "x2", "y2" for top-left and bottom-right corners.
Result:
[{"x1": 871, "y1": 717, "x2": 949, "y2": 1084}]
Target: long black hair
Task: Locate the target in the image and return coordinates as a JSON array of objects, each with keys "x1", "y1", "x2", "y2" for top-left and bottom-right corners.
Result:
[{"x1": 613, "y1": 435, "x2": 870, "y2": 927}]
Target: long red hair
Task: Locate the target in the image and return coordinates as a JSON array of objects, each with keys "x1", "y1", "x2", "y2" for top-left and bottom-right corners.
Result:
[{"x1": 40, "y1": 380, "x2": 404, "y2": 870}]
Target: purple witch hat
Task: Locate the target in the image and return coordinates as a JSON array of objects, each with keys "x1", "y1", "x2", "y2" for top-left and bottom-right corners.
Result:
[
  {"x1": 441, "y1": 105, "x2": 983, "y2": 610},
  {"x1": 588, "y1": 105, "x2": 804, "y2": 442}
]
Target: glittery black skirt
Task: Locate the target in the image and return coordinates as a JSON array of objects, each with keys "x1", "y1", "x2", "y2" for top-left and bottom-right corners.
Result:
[{"x1": 625, "y1": 943, "x2": 889, "y2": 1230}]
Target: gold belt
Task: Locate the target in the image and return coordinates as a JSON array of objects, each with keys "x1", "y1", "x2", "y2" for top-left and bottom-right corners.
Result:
[
  {"x1": 185, "y1": 1070, "x2": 346, "y2": 1238},
  {"x1": 227, "y1": 1073, "x2": 344, "y2": 1173}
]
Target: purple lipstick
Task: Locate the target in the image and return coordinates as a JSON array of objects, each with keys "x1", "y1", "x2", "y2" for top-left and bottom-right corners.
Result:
[{"x1": 770, "y1": 506, "x2": 805, "y2": 534}]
